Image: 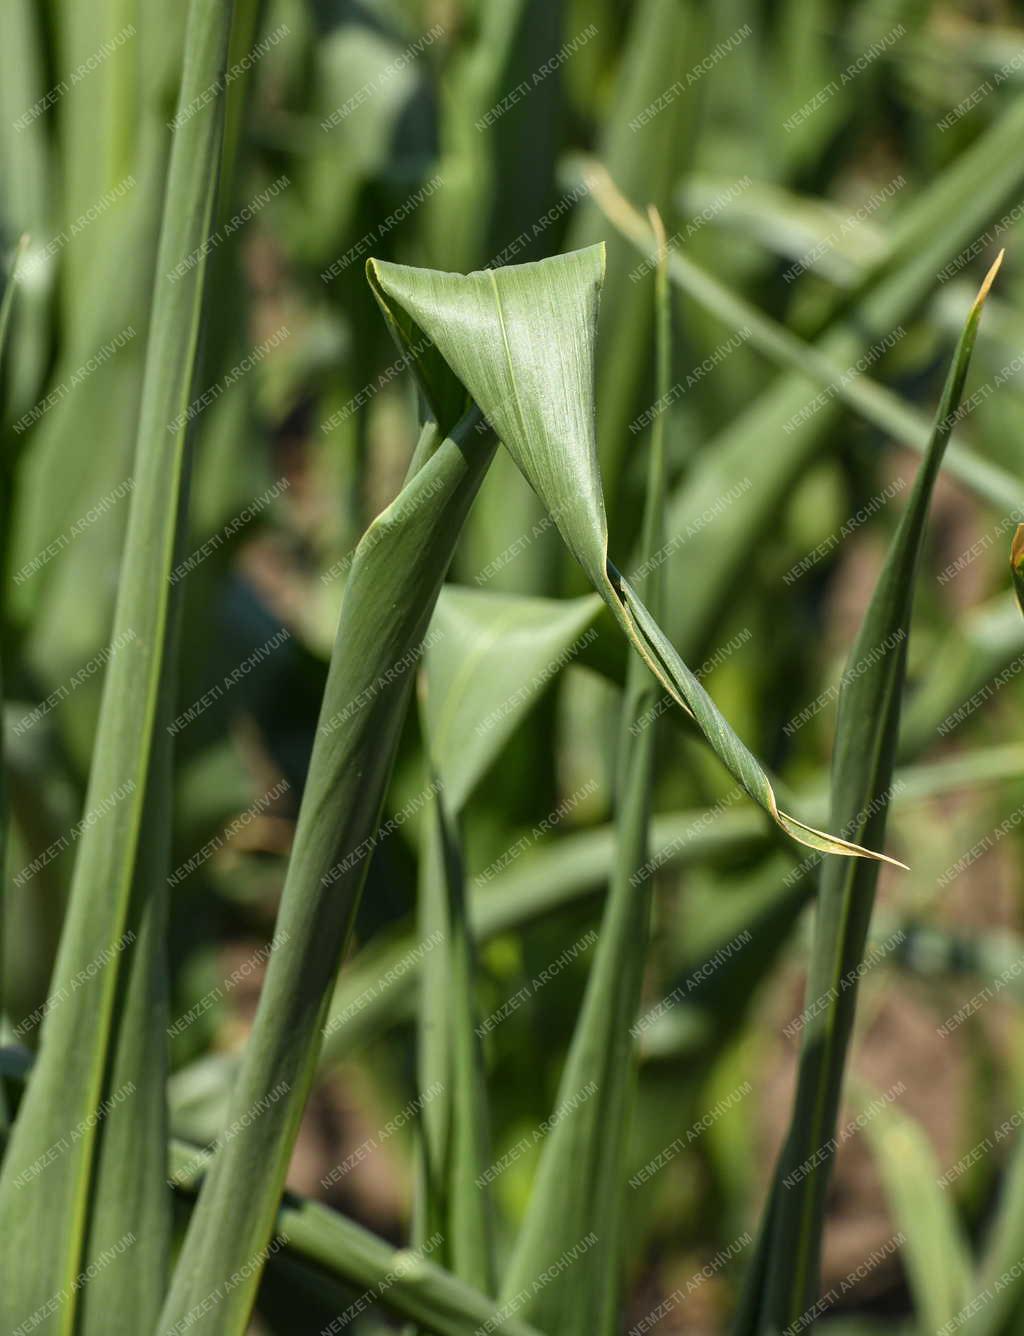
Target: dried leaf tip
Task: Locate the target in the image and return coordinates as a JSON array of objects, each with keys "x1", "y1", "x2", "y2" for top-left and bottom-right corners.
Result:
[
  {"x1": 973, "y1": 248, "x2": 1005, "y2": 312},
  {"x1": 880, "y1": 851, "x2": 911, "y2": 872}
]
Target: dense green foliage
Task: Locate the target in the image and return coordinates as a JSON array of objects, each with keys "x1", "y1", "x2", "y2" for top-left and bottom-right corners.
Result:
[{"x1": 2, "y1": 3, "x2": 1024, "y2": 1335}]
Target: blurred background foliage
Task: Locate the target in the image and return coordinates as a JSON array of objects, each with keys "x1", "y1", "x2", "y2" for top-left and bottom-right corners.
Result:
[{"x1": 4, "y1": 0, "x2": 1024, "y2": 1330}]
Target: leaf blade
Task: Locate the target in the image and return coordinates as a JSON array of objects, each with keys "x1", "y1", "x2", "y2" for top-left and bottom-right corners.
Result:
[{"x1": 751, "y1": 253, "x2": 1002, "y2": 1333}]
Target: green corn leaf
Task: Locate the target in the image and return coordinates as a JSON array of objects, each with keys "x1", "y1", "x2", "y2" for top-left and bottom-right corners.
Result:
[
  {"x1": 498, "y1": 207, "x2": 669, "y2": 1334},
  {"x1": 156, "y1": 411, "x2": 497, "y2": 1336},
  {"x1": 750, "y1": 253, "x2": 1002, "y2": 1335},
  {"x1": 861, "y1": 1090, "x2": 975, "y2": 1335},
  {"x1": 0, "y1": 3, "x2": 236, "y2": 1332},
  {"x1": 369, "y1": 246, "x2": 897, "y2": 866}
]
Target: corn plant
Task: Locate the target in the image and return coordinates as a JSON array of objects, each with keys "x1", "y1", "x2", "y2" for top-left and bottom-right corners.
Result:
[{"x1": 4, "y1": 4, "x2": 1024, "y2": 1336}]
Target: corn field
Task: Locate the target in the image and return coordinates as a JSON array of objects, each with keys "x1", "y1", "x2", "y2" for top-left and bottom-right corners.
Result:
[{"x1": 3, "y1": 2, "x2": 1024, "y2": 1334}]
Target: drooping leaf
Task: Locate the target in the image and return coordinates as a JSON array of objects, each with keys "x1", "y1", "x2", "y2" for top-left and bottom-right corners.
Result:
[
  {"x1": 499, "y1": 206, "x2": 669, "y2": 1334},
  {"x1": 369, "y1": 247, "x2": 897, "y2": 866}
]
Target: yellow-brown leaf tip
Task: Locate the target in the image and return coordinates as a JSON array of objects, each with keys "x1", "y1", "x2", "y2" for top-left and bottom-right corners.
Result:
[{"x1": 974, "y1": 248, "x2": 1005, "y2": 311}]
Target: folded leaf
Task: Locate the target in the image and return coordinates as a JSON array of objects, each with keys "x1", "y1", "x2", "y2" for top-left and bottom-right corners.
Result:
[{"x1": 369, "y1": 248, "x2": 896, "y2": 865}]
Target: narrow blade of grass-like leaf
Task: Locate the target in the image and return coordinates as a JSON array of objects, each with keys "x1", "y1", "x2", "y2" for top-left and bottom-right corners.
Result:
[
  {"x1": 752, "y1": 253, "x2": 1002, "y2": 1334},
  {"x1": 369, "y1": 247, "x2": 896, "y2": 865},
  {"x1": 156, "y1": 411, "x2": 497, "y2": 1336},
  {"x1": 0, "y1": 4, "x2": 236, "y2": 1331}
]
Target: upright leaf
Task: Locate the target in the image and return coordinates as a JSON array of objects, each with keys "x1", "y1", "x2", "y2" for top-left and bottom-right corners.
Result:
[
  {"x1": 748, "y1": 253, "x2": 1002, "y2": 1334},
  {"x1": 156, "y1": 412, "x2": 498, "y2": 1336},
  {"x1": 0, "y1": 4, "x2": 236, "y2": 1332}
]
